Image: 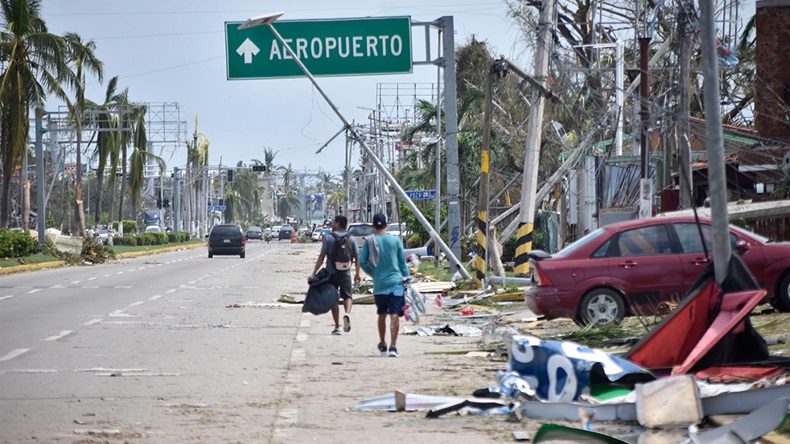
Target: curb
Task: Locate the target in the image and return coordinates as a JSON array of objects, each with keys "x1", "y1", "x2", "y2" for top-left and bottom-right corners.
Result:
[
  {"x1": 0, "y1": 260, "x2": 67, "y2": 276},
  {"x1": 114, "y1": 242, "x2": 206, "y2": 259}
]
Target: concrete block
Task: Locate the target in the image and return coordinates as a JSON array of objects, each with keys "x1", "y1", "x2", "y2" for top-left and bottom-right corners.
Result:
[{"x1": 636, "y1": 375, "x2": 702, "y2": 428}]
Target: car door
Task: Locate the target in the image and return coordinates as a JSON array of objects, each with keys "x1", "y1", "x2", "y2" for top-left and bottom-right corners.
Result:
[
  {"x1": 671, "y1": 222, "x2": 766, "y2": 293},
  {"x1": 606, "y1": 223, "x2": 684, "y2": 312}
]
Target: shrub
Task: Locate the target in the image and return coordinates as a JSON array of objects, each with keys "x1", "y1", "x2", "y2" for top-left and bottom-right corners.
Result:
[
  {"x1": 123, "y1": 220, "x2": 137, "y2": 235},
  {"x1": 0, "y1": 229, "x2": 40, "y2": 258}
]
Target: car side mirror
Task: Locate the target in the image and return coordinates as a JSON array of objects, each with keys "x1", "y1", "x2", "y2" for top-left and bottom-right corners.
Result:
[{"x1": 735, "y1": 240, "x2": 749, "y2": 253}]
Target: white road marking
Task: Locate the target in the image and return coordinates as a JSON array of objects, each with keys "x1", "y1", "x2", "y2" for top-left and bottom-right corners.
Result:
[
  {"x1": 104, "y1": 274, "x2": 112, "y2": 278},
  {"x1": 87, "y1": 277, "x2": 97, "y2": 281},
  {"x1": 26, "y1": 289, "x2": 42, "y2": 294},
  {"x1": 42, "y1": 330, "x2": 73, "y2": 341},
  {"x1": 0, "y1": 348, "x2": 30, "y2": 362},
  {"x1": 290, "y1": 348, "x2": 305, "y2": 362},
  {"x1": 49, "y1": 285, "x2": 65, "y2": 289},
  {"x1": 82, "y1": 319, "x2": 102, "y2": 326},
  {"x1": 148, "y1": 295, "x2": 162, "y2": 301},
  {"x1": 165, "y1": 289, "x2": 176, "y2": 294},
  {"x1": 128, "y1": 301, "x2": 145, "y2": 307},
  {"x1": 114, "y1": 286, "x2": 132, "y2": 289},
  {"x1": 71, "y1": 280, "x2": 82, "y2": 284},
  {"x1": 296, "y1": 332, "x2": 308, "y2": 342},
  {"x1": 0, "y1": 295, "x2": 14, "y2": 301},
  {"x1": 116, "y1": 271, "x2": 124, "y2": 275},
  {"x1": 299, "y1": 319, "x2": 311, "y2": 329},
  {"x1": 81, "y1": 286, "x2": 99, "y2": 289},
  {"x1": 188, "y1": 281, "x2": 197, "y2": 284}
]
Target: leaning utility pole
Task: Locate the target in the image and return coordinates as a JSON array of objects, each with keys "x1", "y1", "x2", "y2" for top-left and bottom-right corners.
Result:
[{"x1": 514, "y1": 0, "x2": 554, "y2": 276}]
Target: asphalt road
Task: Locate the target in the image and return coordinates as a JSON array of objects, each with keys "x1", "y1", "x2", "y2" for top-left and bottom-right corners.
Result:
[{"x1": 0, "y1": 239, "x2": 558, "y2": 444}]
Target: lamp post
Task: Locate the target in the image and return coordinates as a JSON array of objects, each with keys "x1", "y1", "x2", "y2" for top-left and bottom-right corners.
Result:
[{"x1": 239, "y1": 12, "x2": 471, "y2": 279}]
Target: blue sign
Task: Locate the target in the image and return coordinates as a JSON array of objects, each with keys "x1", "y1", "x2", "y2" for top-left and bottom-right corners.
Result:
[
  {"x1": 207, "y1": 205, "x2": 227, "y2": 211},
  {"x1": 405, "y1": 189, "x2": 436, "y2": 200}
]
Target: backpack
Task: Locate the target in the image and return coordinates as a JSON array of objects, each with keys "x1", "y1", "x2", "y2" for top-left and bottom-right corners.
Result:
[{"x1": 330, "y1": 232, "x2": 353, "y2": 271}]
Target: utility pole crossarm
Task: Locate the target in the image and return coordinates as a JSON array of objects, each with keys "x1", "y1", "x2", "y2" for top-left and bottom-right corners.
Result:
[{"x1": 501, "y1": 56, "x2": 561, "y2": 104}]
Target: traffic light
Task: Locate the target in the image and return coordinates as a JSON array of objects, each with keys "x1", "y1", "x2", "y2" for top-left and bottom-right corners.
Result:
[
  {"x1": 252, "y1": 165, "x2": 266, "y2": 172},
  {"x1": 227, "y1": 168, "x2": 233, "y2": 182}
]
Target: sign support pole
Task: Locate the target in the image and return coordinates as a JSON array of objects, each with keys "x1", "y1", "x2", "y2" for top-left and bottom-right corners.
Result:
[{"x1": 261, "y1": 21, "x2": 471, "y2": 279}]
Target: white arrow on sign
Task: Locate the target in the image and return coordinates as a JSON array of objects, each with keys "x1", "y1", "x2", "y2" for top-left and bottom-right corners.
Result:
[{"x1": 236, "y1": 38, "x2": 260, "y2": 64}]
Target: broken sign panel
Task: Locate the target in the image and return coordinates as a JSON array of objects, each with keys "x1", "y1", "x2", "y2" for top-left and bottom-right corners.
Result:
[{"x1": 506, "y1": 335, "x2": 654, "y2": 402}]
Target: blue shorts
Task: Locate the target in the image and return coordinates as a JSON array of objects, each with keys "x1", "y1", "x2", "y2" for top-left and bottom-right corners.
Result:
[{"x1": 374, "y1": 293, "x2": 405, "y2": 316}]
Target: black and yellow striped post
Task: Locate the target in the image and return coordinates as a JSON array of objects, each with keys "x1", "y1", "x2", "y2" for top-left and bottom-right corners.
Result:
[
  {"x1": 473, "y1": 62, "x2": 496, "y2": 287},
  {"x1": 514, "y1": 222, "x2": 534, "y2": 276},
  {"x1": 514, "y1": 0, "x2": 553, "y2": 276}
]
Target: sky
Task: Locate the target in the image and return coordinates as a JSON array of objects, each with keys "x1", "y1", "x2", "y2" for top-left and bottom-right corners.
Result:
[{"x1": 42, "y1": 1, "x2": 526, "y2": 176}]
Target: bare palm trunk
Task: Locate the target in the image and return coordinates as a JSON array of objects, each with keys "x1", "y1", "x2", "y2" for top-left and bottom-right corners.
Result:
[
  {"x1": 118, "y1": 146, "x2": 127, "y2": 224},
  {"x1": 22, "y1": 180, "x2": 30, "y2": 231},
  {"x1": 75, "y1": 130, "x2": 86, "y2": 236},
  {"x1": 94, "y1": 170, "x2": 104, "y2": 226},
  {"x1": 107, "y1": 174, "x2": 116, "y2": 230}
]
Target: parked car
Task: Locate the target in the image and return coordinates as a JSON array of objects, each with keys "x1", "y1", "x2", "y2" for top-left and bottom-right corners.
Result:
[
  {"x1": 387, "y1": 222, "x2": 410, "y2": 239},
  {"x1": 298, "y1": 225, "x2": 310, "y2": 236},
  {"x1": 347, "y1": 222, "x2": 374, "y2": 249},
  {"x1": 311, "y1": 227, "x2": 323, "y2": 242},
  {"x1": 525, "y1": 216, "x2": 790, "y2": 327},
  {"x1": 245, "y1": 226, "x2": 263, "y2": 240},
  {"x1": 271, "y1": 225, "x2": 282, "y2": 238},
  {"x1": 144, "y1": 225, "x2": 162, "y2": 233},
  {"x1": 278, "y1": 224, "x2": 294, "y2": 240},
  {"x1": 207, "y1": 224, "x2": 246, "y2": 258}
]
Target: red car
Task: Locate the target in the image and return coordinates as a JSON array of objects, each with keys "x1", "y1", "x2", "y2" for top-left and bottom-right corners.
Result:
[{"x1": 525, "y1": 216, "x2": 790, "y2": 326}]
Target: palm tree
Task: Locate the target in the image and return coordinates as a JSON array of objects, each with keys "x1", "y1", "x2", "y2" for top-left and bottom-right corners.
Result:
[
  {"x1": 263, "y1": 147, "x2": 278, "y2": 175},
  {"x1": 64, "y1": 32, "x2": 103, "y2": 236},
  {"x1": 224, "y1": 162, "x2": 259, "y2": 223},
  {"x1": 0, "y1": 0, "x2": 75, "y2": 227},
  {"x1": 89, "y1": 76, "x2": 121, "y2": 227},
  {"x1": 128, "y1": 106, "x2": 163, "y2": 218},
  {"x1": 184, "y1": 115, "x2": 209, "y2": 235}
]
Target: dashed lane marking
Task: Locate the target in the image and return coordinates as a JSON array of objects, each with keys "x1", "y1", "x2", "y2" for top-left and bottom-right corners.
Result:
[
  {"x1": 82, "y1": 319, "x2": 102, "y2": 326},
  {"x1": 0, "y1": 348, "x2": 30, "y2": 362},
  {"x1": 42, "y1": 330, "x2": 73, "y2": 341},
  {"x1": 26, "y1": 289, "x2": 42, "y2": 294},
  {"x1": 114, "y1": 286, "x2": 133, "y2": 289},
  {"x1": 70, "y1": 280, "x2": 82, "y2": 284},
  {"x1": 148, "y1": 295, "x2": 162, "y2": 301},
  {"x1": 0, "y1": 295, "x2": 14, "y2": 301}
]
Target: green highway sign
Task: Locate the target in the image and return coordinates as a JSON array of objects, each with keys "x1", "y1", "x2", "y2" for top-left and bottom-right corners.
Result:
[{"x1": 225, "y1": 16, "x2": 412, "y2": 79}]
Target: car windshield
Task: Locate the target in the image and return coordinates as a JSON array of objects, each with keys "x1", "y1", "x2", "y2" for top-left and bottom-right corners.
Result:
[
  {"x1": 348, "y1": 225, "x2": 374, "y2": 237},
  {"x1": 248, "y1": 226, "x2": 260, "y2": 231},
  {"x1": 556, "y1": 228, "x2": 607, "y2": 256}
]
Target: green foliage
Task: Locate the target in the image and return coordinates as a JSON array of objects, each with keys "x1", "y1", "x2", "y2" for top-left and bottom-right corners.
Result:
[
  {"x1": 46, "y1": 215, "x2": 57, "y2": 228},
  {"x1": 0, "y1": 229, "x2": 40, "y2": 258},
  {"x1": 138, "y1": 232, "x2": 168, "y2": 245},
  {"x1": 501, "y1": 235, "x2": 518, "y2": 262},
  {"x1": 122, "y1": 220, "x2": 136, "y2": 234},
  {"x1": 81, "y1": 238, "x2": 116, "y2": 264},
  {"x1": 399, "y1": 201, "x2": 446, "y2": 245},
  {"x1": 167, "y1": 232, "x2": 190, "y2": 243}
]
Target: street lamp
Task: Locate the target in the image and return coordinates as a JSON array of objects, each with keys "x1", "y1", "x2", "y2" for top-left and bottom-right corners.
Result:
[{"x1": 238, "y1": 12, "x2": 284, "y2": 29}]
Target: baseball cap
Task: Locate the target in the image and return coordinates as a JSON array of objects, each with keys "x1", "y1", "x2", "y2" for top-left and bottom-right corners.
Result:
[{"x1": 372, "y1": 213, "x2": 387, "y2": 228}]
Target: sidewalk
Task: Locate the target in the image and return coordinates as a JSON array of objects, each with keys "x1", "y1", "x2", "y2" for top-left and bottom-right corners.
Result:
[{"x1": 279, "y1": 300, "x2": 536, "y2": 443}]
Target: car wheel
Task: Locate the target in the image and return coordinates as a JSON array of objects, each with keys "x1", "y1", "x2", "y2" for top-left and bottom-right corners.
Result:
[
  {"x1": 774, "y1": 273, "x2": 790, "y2": 312},
  {"x1": 240, "y1": 251, "x2": 246, "y2": 259},
  {"x1": 208, "y1": 252, "x2": 213, "y2": 258},
  {"x1": 577, "y1": 288, "x2": 625, "y2": 327}
]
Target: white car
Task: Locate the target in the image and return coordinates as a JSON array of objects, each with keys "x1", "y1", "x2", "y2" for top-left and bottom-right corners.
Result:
[
  {"x1": 144, "y1": 225, "x2": 162, "y2": 233},
  {"x1": 271, "y1": 225, "x2": 282, "y2": 238},
  {"x1": 311, "y1": 227, "x2": 323, "y2": 242}
]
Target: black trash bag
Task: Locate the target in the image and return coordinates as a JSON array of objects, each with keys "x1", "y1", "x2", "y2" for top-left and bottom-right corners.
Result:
[{"x1": 303, "y1": 269, "x2": 339, "y2": 315}]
